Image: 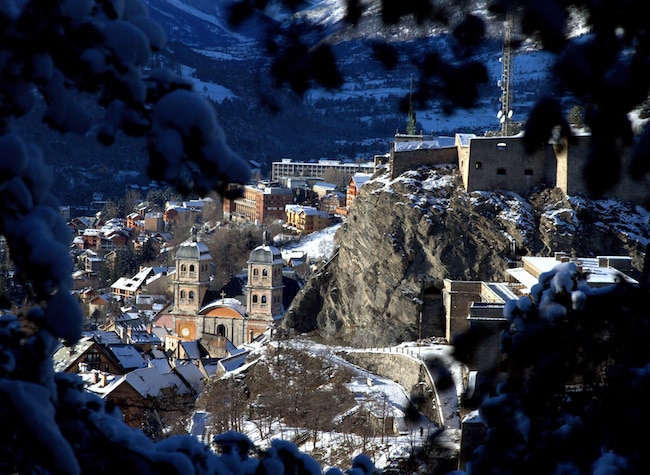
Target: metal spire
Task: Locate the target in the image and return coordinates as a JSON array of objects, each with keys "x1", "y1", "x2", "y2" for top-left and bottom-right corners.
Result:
[
  {"x1": 406, "y1": 77, "x2": 417, "y2": 135},
  {"x1": 499, "y1": 11, "x2": 515, "y2": 136}
]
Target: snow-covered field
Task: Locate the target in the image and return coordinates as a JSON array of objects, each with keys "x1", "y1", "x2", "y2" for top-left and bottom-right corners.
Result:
[{"x1": 279, "y1": 223, "x2": 341, "y2": 260}]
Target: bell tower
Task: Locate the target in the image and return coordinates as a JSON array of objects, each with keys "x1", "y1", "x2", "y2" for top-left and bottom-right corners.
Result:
[
  {"x1": 246, "y1": 239, "x2": 284, "y2": 323},
  {"x1": 172, "y1": 230, "x2": 213, "y2": 339}
]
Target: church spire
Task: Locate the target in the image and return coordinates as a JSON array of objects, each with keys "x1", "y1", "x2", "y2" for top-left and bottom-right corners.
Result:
[{"x1": 406, "y1": 77, "x2": 417, "y2": 135}]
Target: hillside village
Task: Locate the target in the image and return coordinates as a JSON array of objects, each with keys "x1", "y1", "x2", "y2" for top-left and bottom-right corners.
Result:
[
  {"x1": 1, "y1": 0, "x2": 650, "y2": 472},
  {"x1": 30, "y1": 162, "x2": 379, "y2": 437},
  {"x1": 0, "y1": 118, "x2": 635, "y2": 469}
]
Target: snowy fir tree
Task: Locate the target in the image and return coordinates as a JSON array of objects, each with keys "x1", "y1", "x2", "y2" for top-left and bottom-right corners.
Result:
[{"x1": 451, "y1": 263, "x2": 650, "y2": 474}]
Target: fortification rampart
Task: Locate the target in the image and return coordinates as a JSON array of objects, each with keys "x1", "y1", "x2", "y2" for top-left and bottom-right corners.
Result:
[
  {"x1": 390, "y1": 146, "x2": 458, "y2": 179},
  {"x1": 342, "y1": 350, "x2": 442, "y2": 426},
  {"x1": 388, "y1": 132, "x2": 650, "y2": 205}
]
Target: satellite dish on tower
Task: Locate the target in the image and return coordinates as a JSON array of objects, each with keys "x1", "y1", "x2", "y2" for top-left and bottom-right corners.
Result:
[
  {"x1": 508, "y1": 110, "x2": 513, "y2": 118},
  {"x1": 497, "y1": 110, "x2": 503, "y2": 119}
]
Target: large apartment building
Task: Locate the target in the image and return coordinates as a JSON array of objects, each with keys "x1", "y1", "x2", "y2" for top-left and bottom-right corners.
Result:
[
  {"x1": 222, "y1": 182, "x2": 294, "y2": 225},
  {"x1": 271, "y1": 158, "x2": 375, "y2": 181}
]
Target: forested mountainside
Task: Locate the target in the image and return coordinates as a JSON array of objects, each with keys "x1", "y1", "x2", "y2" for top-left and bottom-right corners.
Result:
[
  {"x1": 283, "y1": 165, "x2": 650, "y2": 347},
  {"x1": 10, "y1": 0, "x2": 557, "y2": 207}
]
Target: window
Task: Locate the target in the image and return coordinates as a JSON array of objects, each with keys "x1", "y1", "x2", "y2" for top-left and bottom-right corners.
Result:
[
  {"x1": 497, "y1": 168, "x2": 507, "y2": 176},
  {"x1": 180, "y1": 290, "x2": 186, "y2": 299},
  {"x1": 253, "y1": 268, "x2": 259, "y2": 276},
  {"x1": 188, "y1": 290, "x2": 195, "y2": 301},
  {"x1": 252, "y1": 295, "x2": 258, "y2": 303},
  {"x1": 189, "y1": 264, "x2": 195, "y2": 273},
  {"x1": 85, "y1": 348, "x2": 100, "y2": 363},
  {"x1": 524, "y1": 168, "x2": 533, "y2": 176},
  {"x1": 217, "y1": 324, "x2": 226, "y2": 337},
  {"x1": 180, "y1": 264, "x2": 187, "y2": 273},
  {"x1": 261, "y1": 296, "x2": 267, "y2": 304},
  {"x1": 475, "y1": 161, "x2": 482, "y2": 169},
  {"x1": 262, "y1": 269, "x2": 268, "y2": 277}
]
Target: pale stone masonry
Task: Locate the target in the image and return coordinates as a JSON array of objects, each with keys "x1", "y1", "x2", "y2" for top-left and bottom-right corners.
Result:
[{"x1": 391, "y1": 132, "x2": 650, "y2": 204}]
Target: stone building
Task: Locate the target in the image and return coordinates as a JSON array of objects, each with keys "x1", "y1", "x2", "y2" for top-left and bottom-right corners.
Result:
[
  {"x1": 389, "y1": 133, "x2": 458, "y2": 178},
  {"x1": 170, "y1": 232, "x2": 285, "y2": 356},
  {"x1": 172, "y1": 236, "x2": 214, "y2": 341},
  {"x1": 390, "y1": 131, "x2": 650, "y2": 205}
]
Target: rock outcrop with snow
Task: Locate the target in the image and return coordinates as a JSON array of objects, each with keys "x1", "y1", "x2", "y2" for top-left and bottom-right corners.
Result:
[{"x1": 282, "y1": 165, "x2": 649, "y2": 347}]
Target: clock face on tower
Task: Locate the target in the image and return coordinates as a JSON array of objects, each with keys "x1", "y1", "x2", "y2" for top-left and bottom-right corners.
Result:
[{"x1": 181, "y1": 327, "x2": 190, "y2": 337}]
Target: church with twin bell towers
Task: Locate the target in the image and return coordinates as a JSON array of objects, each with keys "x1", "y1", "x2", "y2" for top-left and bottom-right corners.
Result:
[{"x1": 171, "y1": 228, "x2": 284, "y2": 355}]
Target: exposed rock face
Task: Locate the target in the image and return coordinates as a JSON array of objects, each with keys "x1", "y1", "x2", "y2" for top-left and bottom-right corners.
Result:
[{"x1": 282, "y1": 165, "x2": 649, "y2": 348}]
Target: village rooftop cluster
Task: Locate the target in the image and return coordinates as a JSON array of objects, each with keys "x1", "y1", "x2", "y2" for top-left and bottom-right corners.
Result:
[{"x1": 5, "y1": 129, "x2": 639, "y2": 458}]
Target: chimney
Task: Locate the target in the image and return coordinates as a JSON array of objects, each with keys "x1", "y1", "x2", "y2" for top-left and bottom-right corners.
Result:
[
  {"x1": 554, "y1": 251, "x2": 569, "y2": 261},
  {"x1": 100, "y1": 373, "x2": 107, "y2": 387}
]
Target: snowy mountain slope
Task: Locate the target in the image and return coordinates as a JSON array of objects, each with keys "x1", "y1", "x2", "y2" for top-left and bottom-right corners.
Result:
[
  {"x1": 146, "y1": 0, "x2": 263, "y2": 47},
  {"x1": 147, "y1": 0, "x2": 557, "y2": 140}
]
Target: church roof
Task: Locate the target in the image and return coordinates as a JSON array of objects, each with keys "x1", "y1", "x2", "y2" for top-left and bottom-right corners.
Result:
[
  {"x1": 200, "y1": 297, "x2": 247, "y2": 318},
  {"x1": 248, "y1": 245, "x2": 283, "y2": 265},
  {"x1": 175, "y1": 241, "x2": 211, "y2": 261}
]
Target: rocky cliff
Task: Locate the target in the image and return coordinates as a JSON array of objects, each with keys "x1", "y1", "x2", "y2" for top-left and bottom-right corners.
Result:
[{"x1": 282, "y1": 165, "x2": 649, "y2": 347}]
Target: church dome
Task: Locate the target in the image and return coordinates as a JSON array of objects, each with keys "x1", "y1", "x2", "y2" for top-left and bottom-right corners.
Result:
[
  {"x1": 175, "y1": 241, "x2": 212, "y2": 260},
  {"x1": 248, "y1": 245, "x2": 283, "y2": 265}
]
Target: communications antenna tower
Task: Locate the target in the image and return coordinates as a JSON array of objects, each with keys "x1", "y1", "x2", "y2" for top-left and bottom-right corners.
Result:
[{"x1": 499, "y1": 11, "x2": 515, "y2": 136}]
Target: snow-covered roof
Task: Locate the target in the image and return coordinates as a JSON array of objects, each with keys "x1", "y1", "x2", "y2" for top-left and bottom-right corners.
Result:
[
  {"x1": 84, "y1": 330, "x2": 122, "y2": 345},
  {"x1": 218, "y1": 351, "x2": 249, "y2": 373},
  {"x1": 485, "y1": 282, "x2": 519, "y2": 302},
  {"x1": 148, "y1": 357, "x2": 172, "y2": 374},
  {"x1": 129, "y1": 329, "x2": 162, "y2": 345},
  {"x1": 200, "y1": 297, "x2": 247, "y2": 317},
  {"x1": 351, "y1": 173, "x2": 372, "y2": 189},
  {"x1": 200, "y1": 358, "x2": 220, "y2": 377},
  {"x1": 122, "y1": 366, "x2": 190, "y2": 398},
  {"x1": 180, "y1": 340, "x2": 203, "y2": 360},
  {"x1": 248, "y1": 245, "x2": 283, "y2": 265},
  {"x1": 111, "y1": 277, "x2": 140, "y2": 292},
  {"x1": 456, "y1": 133, "x2": 476, "y2": 146},
  {"x1": 53, "y1": 338, "x2": 95, "y2": 372},
  {"x1": 175, "y1": 241, "x2": 212, "y2": 261},
  {"x1": 508, "y1": 255, "x2": 638, "y2": 293},
  {"x1": 313, "y1": 182, "x2": 337, "y2": 190},
  {"x1": 174, "y1": 361, "x2": 205, "y2": 393},
  {"x1": 394, "y1": 137, "x2": 456, "y2": 152},
  {"x1": 108, "y1": 345, "x2": 147, "y2": 371},
  {"x1": 506, "y1": 267, "x2": 539, "y2": 293}
]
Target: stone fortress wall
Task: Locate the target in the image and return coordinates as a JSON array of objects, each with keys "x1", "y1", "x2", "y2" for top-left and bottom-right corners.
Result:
[{"x1": 389, "y1": 132, "x2": 650, "y2": 205}]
